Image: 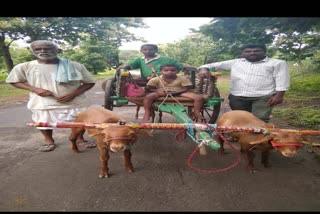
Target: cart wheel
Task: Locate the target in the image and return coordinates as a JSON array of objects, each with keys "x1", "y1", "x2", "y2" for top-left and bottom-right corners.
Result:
[
  {"x1": 104, "y1": 78, "x2": 116, "y2": 110},
  {"x1": 202, "y1": 86, "x2": 221, "y2": 124}
]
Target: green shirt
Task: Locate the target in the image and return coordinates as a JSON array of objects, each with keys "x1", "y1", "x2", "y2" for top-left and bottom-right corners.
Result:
[{"x1": 128, "y1": 55, "x2": 184, "y2": 78}]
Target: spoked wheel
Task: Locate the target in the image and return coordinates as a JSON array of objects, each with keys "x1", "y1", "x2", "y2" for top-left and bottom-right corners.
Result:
[
  {"x1": 189, "y1": 75, "x2": 222, "y2": 124},
  {"x1": 186, "y1": 87, "x2": 221, "y2": 124},
  {"x1": 104, "y1": 78, "x2": 116, "y2": 110},
  {"x1": 201, "y1": 86, "x2": 221, "y2": 124}
]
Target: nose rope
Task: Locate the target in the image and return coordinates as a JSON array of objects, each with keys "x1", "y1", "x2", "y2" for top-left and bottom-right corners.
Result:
[
  {"x1": 104, "y1": 136, "x2": 137, "y2": 145},
  {"x1": 270, "y1": 141, "x2": 303, "y2": 148}
]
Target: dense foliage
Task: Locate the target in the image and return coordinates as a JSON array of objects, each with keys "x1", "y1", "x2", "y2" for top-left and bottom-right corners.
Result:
[{"x1": 0, "y1": 17, "x2": 146, "y2": 72}]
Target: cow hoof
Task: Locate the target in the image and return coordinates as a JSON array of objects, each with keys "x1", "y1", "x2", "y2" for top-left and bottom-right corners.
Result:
[
  {"x1": 99, "y1": 174, "x2": 109, "y2": 178},
  {"x1": 248, "y1": 168, "x2": 260, "y2": 173},
  {"x1": 247, "y1": 166, "x2": 259, "y2": 173}
]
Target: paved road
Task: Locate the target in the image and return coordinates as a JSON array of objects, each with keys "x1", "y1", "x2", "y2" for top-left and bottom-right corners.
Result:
[{"x1": 0, "y1": 79, "x2": 319, "y2": 211}]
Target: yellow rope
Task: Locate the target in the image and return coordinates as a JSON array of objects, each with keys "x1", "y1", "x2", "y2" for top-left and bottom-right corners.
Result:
[{"x1": 150, "y1": 67, "x2": 185, "y2": 106}]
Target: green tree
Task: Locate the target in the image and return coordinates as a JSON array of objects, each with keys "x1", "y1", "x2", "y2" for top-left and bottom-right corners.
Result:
[
  {"x1": 198, "y1": 17, "x2": 320, "y2": 62},
  {"x1": 0, "y1": 17, "x2": 146, "y2": 72},
  {"x1": 198, "y1": 17, "x2": 275, "y2": 57},
  {"x1": 61, "y1": 36, "x2": 119, "y2": 74},
  {"x1": 160, "y1": 34, "x2": 215, "y2": 66},
  {"x1": 272, "y1": 18, "x2": 320, "y2": 64},
  {"x1": 159, "y1": 34, "x2": 234, "y2": 66},
  {"x1": 119, "y1": 50, "x2": 140, "y2": 65}
]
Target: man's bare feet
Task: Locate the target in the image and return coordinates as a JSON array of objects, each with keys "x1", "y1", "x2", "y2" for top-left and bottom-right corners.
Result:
[{"x1": 142, "y1": 113, "x2": 151, "y2": 122}]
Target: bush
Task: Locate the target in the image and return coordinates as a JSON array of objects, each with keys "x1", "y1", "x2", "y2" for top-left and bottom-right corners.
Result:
[
  {"x1": 0, "y1": 72, "x2": 8, "y2": 82},
  {"x1": 287, "y1": 61, "x2": 320, "y2": 99}
]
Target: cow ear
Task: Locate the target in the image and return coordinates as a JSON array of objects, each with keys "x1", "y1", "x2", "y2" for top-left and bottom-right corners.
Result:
[
  {"x1": 135, "y1": 129, "x2": 153, "y2": 137},
  {"x1": 88, "y1": 129, "x2": 103, "y2": 137},
  {"x1": 249, "y1": 134, "x2": 275, "y2": 145},
  {"x1": 127, "y1": 129, "x2": 136, "y2": 136}
]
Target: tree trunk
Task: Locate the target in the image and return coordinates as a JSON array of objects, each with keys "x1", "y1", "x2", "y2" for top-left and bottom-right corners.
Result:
[{"x1": 0, "y1": 34, "x2": 14, "y2": 73}]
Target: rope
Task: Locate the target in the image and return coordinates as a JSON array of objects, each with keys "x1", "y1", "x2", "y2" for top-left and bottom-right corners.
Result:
[
  {"x1": 175, "y1": 123, "x2": 198, "y2": 143},
  {"x1": 217, "y1": 126, "x2": 270, "y2": 135},
  {"x1": 150, "y1": 67, "x2": 185, "y2": 107},
  {"x1": 185, "y1": 123, "x2": 197, "y2": 141},
  {"x1": 175, "y1": 129, "x2": 187, "y2": 142},
  {"x1": 151, "y1": 71, "x2": 184, "y2": 123},
  {"x1": 186, "y1": 123, "x2": 242, "y2": 173}
]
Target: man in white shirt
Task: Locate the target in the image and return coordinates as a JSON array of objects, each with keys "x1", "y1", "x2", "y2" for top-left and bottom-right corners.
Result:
[
  {"x1": 6, "y1": 40, "x2": 96, "y2": 152},
  {"x1": 199, "y1": 44, "x2": 290, "y2": 123}
]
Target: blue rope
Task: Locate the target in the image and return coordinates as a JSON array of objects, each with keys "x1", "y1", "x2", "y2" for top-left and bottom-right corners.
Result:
[
  {"x1": 185, "y1": 123, "x2": 199, "y2": 144},
  {"x1": 184, "y1": 123, "x2": 219, "y2": 146},
  {"x1": 207, "y1": 124, "x2": 218, "y2": 137}
]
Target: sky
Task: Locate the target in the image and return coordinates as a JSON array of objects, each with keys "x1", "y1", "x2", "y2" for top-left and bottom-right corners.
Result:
[{"x1": 119, "y1": 17, "x2": 212, "y2": 50}]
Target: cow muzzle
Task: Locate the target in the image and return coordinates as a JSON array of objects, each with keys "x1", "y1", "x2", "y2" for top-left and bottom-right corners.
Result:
[
  {"x1": 109, "y1": 143, "x2": 129, "y2": 152},
  {"x1": 104, "y1": 136, "x2": 137, "y2": 152},
  {"x1": 271, "y1": 141, "x2": 302, "y2": 157}
]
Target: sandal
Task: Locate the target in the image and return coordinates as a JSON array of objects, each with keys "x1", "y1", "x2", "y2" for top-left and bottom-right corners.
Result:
[
  {"x1": 77, "y1": 141, "x2": 96, "y2": 148},
  {"x1": 38, "y1": 144, "x2": 56, "y2": 152}
]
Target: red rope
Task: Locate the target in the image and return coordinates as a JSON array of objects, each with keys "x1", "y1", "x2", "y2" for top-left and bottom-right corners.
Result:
[
  {"x1": 186, "y1": 127, "x2": 242, "y2": 173},
  {"x1": 175, "y1": 129, "x2": 188, "y2": 142}
]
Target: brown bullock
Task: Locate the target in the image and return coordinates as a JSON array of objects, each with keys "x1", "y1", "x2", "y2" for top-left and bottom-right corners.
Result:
[
  {"x1": 216, "y1": 110, "x2": 304, "y2": 173},
  {"x1": 69, "y1": 108, "x2": 150, "y2": 178}
]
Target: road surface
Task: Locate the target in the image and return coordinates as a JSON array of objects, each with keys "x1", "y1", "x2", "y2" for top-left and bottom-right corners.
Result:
[{"x1": 0, "y1": 79, "x2": 319, "y2": 211}]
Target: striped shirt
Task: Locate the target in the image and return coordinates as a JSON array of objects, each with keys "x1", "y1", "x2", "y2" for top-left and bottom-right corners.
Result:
[{"x1": 199, "y1": 57, "x2": 290, "y2": 97}]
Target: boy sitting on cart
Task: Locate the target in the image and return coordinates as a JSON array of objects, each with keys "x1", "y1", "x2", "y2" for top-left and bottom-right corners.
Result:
[{"x1": 142, "y1": 64, "x2": 205, "y2": 122}]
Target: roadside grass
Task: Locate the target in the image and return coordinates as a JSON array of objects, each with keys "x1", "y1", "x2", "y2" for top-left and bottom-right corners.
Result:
[
  {"x1": 94, "y1": 70, "x2": 116, "y2": 79},
  {"x1": 273, "y1": 107, "x2": 320, "y2": 130},
  {"x1": 0, "y1": 83, "x2": 29, "y2": 98},
  {"x1": 216, "y1": 73, "x2": 229, "y2": 96},
  {"x1": 0, "y1": 72, "x2": 7, "y2": 81},
  {"x1": 273, "y1": 70, "x2": 320, "y2": 130}
]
